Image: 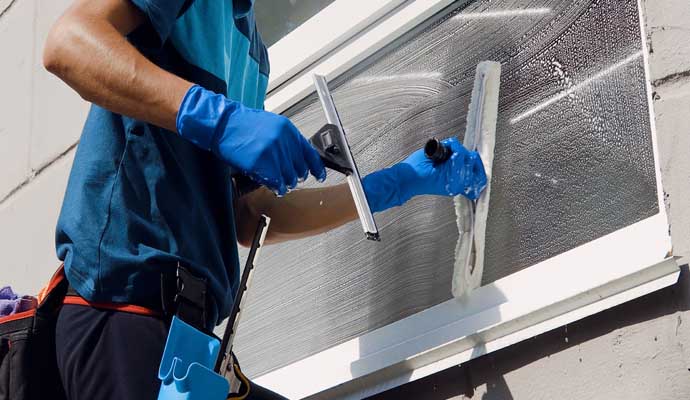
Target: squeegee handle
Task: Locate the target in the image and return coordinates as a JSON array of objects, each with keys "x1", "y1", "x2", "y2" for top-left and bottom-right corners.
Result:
[{"x1": 424, "y1": 138, "x2": 452, "y2": 163}]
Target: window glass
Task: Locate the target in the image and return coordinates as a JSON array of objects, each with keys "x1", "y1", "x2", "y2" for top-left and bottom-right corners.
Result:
[
  {"x1": 254, "y1": 0, "x2": 337, "y2": 47},
  {"x1": 236, "y1": 0, "x2": 656, "y2": 378}
]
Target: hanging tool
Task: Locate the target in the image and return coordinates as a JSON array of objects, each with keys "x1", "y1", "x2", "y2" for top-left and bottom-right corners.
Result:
[
  {"x1": 215, "y1": 215, "x2": 270, "y2": 379},
  {"x1": 424, "y1": 62, "x2": 502, "y2": 298},
  {"x1": 157, "y1": 216, "x2": 271, "y2": 400}
]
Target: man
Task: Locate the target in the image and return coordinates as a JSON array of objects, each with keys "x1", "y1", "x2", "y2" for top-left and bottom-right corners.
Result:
[{"x1": 43, "y1": 0, "x2": 486, "y2": 399}]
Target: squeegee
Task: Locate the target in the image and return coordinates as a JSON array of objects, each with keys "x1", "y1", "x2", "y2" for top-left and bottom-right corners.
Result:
[{"x1": 309, "y1": 74, "x2": 380, "y2": 241}]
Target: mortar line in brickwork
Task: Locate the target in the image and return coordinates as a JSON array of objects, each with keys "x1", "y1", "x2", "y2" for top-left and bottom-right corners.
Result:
[
  {"x1": 0, "y1": 0, "x2": 19, "y2": 20},
  {"x1": 27, "y1": 0, "x2": 38, "y2": 174},
  {"x1": 0, "y1": 141, "x2": 78, "y2": 206}
]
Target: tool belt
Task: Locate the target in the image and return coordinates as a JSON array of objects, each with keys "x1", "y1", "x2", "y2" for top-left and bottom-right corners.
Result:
[
  {"x1": 0, "y1": 266, "x2": 68, "y2": 400},
  {"x1": 0, "y1": 264, "x2": 262, "y2": 400},
  {"x1": 63, "y1": 263, "x2": 269, "y2": 400},
  {"x1": 62, "y1": 262, "x2": 210, "y2": 329}
]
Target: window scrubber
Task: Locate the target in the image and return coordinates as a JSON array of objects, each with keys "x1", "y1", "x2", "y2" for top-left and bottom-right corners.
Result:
[{"x1": 452, "y1": 61, "x2": 502, "y2": 298}]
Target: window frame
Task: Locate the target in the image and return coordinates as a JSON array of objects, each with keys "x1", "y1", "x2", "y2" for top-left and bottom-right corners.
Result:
[
  {"x1": 264, "y1": 0, "x2": 407, "y2": 93},
  {"x1": 254, "y1": 0, "x2": 678, "y2": 398}
]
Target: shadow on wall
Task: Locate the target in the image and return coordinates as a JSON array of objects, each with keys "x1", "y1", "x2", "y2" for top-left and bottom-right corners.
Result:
[
  {"x1": 472, "y1": 344, "x2": 515, "y2": 400},
  {"x1": 368, "y1": 265, "x2": 690, "y2": 399}
]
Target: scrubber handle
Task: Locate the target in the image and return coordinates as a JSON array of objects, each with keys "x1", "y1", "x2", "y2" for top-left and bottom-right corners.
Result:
[{"x1": 424, "y1": 137, "x2": 452, "y2": 163}]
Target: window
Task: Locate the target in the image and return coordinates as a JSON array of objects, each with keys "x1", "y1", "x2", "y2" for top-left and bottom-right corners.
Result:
[
  {"x1": 255, "y1": 0, "x2": 337, "y2": 47},
  {"x1": 232, "y1": 1, "x2": 677, "y2": 398},
  {"x1": 255, "y1": 0, "x2": 407, "y2": 91}
]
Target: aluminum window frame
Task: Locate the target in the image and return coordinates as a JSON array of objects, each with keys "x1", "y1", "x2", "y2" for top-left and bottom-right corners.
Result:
[{"x1": 256, "y1": 1, "x2": 678, "y2": 398}]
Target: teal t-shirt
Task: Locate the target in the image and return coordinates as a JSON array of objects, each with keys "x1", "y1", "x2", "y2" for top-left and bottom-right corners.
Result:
[{"x1": 55, "y1": 0, "x2": 269, "y2": 325}]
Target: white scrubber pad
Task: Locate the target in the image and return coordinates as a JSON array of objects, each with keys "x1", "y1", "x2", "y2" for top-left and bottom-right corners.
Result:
[{"x1": 453, "y1": 61, "x2": 502, "y2": 299}]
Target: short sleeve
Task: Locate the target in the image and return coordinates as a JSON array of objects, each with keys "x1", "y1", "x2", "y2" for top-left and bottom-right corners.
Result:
[{"x1": 129, "y1": 0, "x2": 190, "y2": 45}]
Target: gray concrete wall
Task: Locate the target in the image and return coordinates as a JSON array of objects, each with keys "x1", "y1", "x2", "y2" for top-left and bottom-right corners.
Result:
[{"x1": 374, "y1": 0, "x2": 690, "y2": 398}]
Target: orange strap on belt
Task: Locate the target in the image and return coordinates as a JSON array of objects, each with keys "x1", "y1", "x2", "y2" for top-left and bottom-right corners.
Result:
[
  {"x1": 62, "y1": 296, "x2": 163, "y2": 318},
  {"x1": 37, "y1": 264, "x2": 163, "y2": 318},
  {"x1": 0, "y1": 309, "x2": 36, "y2": 324}
]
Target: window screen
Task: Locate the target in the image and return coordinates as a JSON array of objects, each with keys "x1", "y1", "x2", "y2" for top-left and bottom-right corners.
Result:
[{"x1": 234, "y1": 0, "x2": 657, "y2": 378}]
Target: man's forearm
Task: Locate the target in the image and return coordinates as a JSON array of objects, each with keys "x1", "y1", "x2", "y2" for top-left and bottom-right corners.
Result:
[
  {"x1": 236, "y1": 184, "x2": 359, "y2": 246},
  {"x1": 43, "y1": 0, "x2": 192, "y2": 132}
]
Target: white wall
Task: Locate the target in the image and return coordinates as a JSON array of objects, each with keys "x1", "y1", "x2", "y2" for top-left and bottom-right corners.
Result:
[{"x1": 0, "y1": 0, "x2": 86, "y2": 293}]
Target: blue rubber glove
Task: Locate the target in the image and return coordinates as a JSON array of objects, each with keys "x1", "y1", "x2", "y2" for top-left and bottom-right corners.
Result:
[
  {"x1": 176, "y1": 85, "x2": 327, "y2": 195},
  {"x1": 362, "y1": 137, "x2": 487, "y2": 213}
]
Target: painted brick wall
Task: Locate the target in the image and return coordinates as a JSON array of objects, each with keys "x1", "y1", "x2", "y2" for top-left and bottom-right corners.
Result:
[{"x1": 0, "y1": 0, "x2": 85, "y2": 293}]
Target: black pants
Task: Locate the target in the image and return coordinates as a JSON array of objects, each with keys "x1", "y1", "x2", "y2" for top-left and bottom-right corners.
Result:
[{"x1": 55, "y1": 305, "x2": 287, "y2": 400}]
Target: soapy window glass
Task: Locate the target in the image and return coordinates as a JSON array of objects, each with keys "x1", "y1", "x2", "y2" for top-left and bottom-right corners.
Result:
[{"x1": 236, "y1": 0, "x2": 658, "y2": 378}]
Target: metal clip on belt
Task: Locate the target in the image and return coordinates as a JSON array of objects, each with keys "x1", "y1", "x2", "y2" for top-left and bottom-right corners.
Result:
[{"x1": 161, "y1": 264, "x2": 210, "y2": 332}]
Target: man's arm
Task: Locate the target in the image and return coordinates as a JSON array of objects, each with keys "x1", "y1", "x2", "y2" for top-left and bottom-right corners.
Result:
[
  {"x1": 236, "y1": 184, "x2": 358, "y2": 246},
  {"x1": 43, "y1": 0, "x2": 192, "y2": 132},
  {"x1": 44, "y1": 0, "x2": 348, "y2": 247},
  {"x1": 236, "y1": 136, "x2": 487, "y2": 247},
  {"x1": 46, "y1": 0, "x2": 327, "y2": 203},
  {"x1": 45, "y1": 0, "x2": 485, "y2": 248}
]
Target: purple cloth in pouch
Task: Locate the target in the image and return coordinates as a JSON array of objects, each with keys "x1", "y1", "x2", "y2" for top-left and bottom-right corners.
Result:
[{"x1": 0, "y1": 286, "x2": 38, "y2": 317}]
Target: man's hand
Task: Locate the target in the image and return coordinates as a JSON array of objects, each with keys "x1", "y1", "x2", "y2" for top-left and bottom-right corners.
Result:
[
  {"x1": 177, "y1": 86, "x2": 327, "y2": 196},
  {"x1": 362, "y1": 137, "x2": 487, "y2": 213}
]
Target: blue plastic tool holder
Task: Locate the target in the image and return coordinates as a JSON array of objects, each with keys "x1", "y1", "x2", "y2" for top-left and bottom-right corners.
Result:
[{"x1": 158, "y1": 316, "x2": 229, "y2": 400}]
